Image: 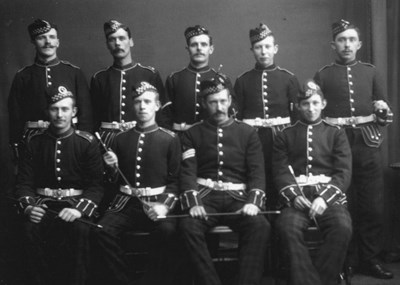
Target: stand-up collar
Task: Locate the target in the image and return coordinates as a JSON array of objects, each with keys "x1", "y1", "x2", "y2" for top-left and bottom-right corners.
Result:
[
  {"x1": 35, "y1": 57, "x2": 60, "y2": 66},
  {"x1": 255, "y1": 63, "x2": 276, "y2": 71},
  {"x1": 187, "y1": 64, "x2": 211, "y2": 73}
]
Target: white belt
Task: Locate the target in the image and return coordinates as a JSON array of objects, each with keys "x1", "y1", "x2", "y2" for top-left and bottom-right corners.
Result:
[
  {"x1": 25, "y1": 120, "x2": 50, "y2": 129},
  {"x1": 101, "y1": 121, "x2": 136, "y2": 131},
  {"x1": 197, "y1": 178, "x2": 246, "y2": 191},
  {"x1": 295, "y1": 175, "x2": 332, "y2": 186},
  {"x1": 119, "y1": 185, "x2": 166, "y2": 197},
  {"x1": 243, "y1": 117, "x2": 290, "y2": 127},
  {"x1": 172, "y1": 122, "x2": 193, "y2": 131},
  {"x1": 36, "y1": 188, "x2": 83, "y2": 198},
  {"x1": 325, "y1": 114, "x2": 375, "y2": 126}
]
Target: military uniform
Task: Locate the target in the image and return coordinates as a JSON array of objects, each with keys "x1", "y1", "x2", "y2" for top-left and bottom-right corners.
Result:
[
  {"x1": 16, "y1": 127, "x2": 104, "y2": 285},
  {"x1": 179, "y1": 117, "x2": 270, "y2": 285},
  {"x1": 273, "y1": 117, "x2": 352, "y2": 285},
  {"x1": 166, "y1": 65, "x2": 235, "y2": 131},
  {"x1": 8, "y1": 57, "x2": 93, "y2": 145},
  {"x1": 314, "y1": 59, "x2": 392, "y2": 266},
  {"x1": 235, "y1": 63, "x2": 299, "y2": 202},
  {"x1": 93, "y1": 123, "x2": 181, "y2": 285},
  {"x1": 91, "y1": 62, "x2": 170, "y2": 146}
]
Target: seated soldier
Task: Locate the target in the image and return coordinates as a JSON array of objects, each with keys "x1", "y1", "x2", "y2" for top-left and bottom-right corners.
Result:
[
  {"x1": 273, "y1": 80, "x2": 353, "y2": 285},
  {"x1": 179, "y1": 73, "x2": 270, "y2": 285},
  {"x1": 15, "y1": 85, "x2": 104, "y2": 285},
  {"x1": 92, "y1": 82, "x2": 181, "y2": 285}
]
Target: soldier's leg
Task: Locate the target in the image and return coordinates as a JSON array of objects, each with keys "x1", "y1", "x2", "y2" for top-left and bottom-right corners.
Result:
[
  {"x1": 227, "y1": 214, "x2": 270, "y2": 284},
  {"x1": 179, "y1": 192, "x2": 222, "y2": 285},
  {"x1": 314, "y1": 205, "x2": 352, "y2": 285},
  {"x1": 275, "y1": 207, "x2": 319, "y2": 285}
]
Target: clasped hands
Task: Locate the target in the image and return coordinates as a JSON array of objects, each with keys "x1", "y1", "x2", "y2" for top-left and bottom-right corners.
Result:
[{"x1": 293, "y1": 196, "x2": 327, "y2": 219}]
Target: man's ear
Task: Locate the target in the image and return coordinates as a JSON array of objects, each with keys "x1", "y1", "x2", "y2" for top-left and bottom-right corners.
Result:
[
  {"x1": 72, "y1": 107, "x2": 78, "y2": 117},
  {"x1": 209, "y1": 45, "x2": 214, "y2": 55},
  {"x1": 330, "y1": 41, "x2": 336, "y2": 50},
  {"x1": 155, "y1": 100, "x2": 161, "y2": 112},
  {"x1": 321, "y1": 99, "x2": 327, "y2": 110}
]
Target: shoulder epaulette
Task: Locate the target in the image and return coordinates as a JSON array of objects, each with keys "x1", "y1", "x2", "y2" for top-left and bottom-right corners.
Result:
[
  {"x1": 358, "y1": 61, "x2": 375, "y2": 68},
  {"x1": 318, "y1": 63, "x2": 335, "y2": 72},
  {"x1": 322, "y1": 119, "x2": 341, "y2": 129},
  {"x1": 75, "y1": 130, "x2": 94, "y2": 142},
  {"x1": 168, "y1": 67, "x2": 187, "y2": 78},
  {"x1": 92, "y1": 67, "x2": 111, "y2": 78},
  {"x1": 277, "y1": 66, "x2": 294, "y2": 75},
  {"x1": 188, "y1": 121, "x2": 203, "y2": 130},
  {"x1": 159, "y1": 127, "x2": 176, "y2": 137},
  {"x1": 16, "y1": 64, "x2": 33, "y2": 73},
  {"x1": 60, "y1": 60, "x2": 80, "y2": 69},
  {"x1": 138, "y1": 63, "x2": 156, "y2": 73},
  {"x1": 27, "y1": 130, "x2": 46, "y2": 143},
  {"x1": 282, "y1": 120, "x2": 299, "y2": 132},
  {"x1": 236, "y1": 69, "x2": 252, "y2": 79}
]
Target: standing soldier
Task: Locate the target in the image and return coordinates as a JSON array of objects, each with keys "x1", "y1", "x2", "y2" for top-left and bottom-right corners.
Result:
[
  {"x1": 273, "y1": 80, "x2": 352, "y2": 285},
  {"x1": 235, "y1": 23, "x2": 300, "y2": 207},
  {"x1": 165, "y1": 25, "x2": 236, "y2": 133},
  {"x1": 179, "y1": 74, "x2": 270, "y2": 285},
  {"x1": 15, "y1": 85, "x2": 104, "y2": 285},
  {"x1": 8, "y1": 19, "x2": 92, "y2": 157},
  {"x1": 91, "y1": 20, "x2": 170, "y2": 147},
  {"x1": 93, "y1": 82, "x2": 181, "y2": 285},
  {"x1": 314, "y1": 19, "x2": 393, "y2": 279}
]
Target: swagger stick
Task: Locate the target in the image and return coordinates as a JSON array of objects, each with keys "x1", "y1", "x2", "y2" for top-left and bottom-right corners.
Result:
[
  {"x1": 288, "y1": 165, "x2": 320, "y2": 230},
  {"x1": 5, "y1": 195, "x2": 103, "y2": 228},
  {"x1": 95, "y1": 132, "x2": 150, "y2": 209},
  {"x1": 157, "y1": 210, "x2": 281, "y2": 219}
]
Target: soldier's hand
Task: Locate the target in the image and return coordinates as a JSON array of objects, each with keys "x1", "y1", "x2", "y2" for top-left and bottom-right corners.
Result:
[
  {"x1": 309, "y1": 197, "x2": 327, "y2": 219},
  {"x1": 239, "y1": 203, "x2": 259, "y2": 216},
  {"x1": 146, "y1": 203, "x2": 169, "y2": 221},
  {"x1": 189, "y1": 205, "x2": 208, "y2": 220},
  {"x1": 25, "y1": 205, "x2": 47, "y2": 223},
  {"x1": 103, "y1": 151, "x2": 118, "y2": 168},
  {"x1": 293, "y1": 196, "x2": 312, "y2": 211},
  {"x1": 373, "y1": 100, "x2": 389, "y2": 111},
  {"x1": 58, "y1": 208, "x2": 82, "y2": 222}
]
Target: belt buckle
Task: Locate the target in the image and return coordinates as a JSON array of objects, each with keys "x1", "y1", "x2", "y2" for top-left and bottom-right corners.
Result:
[
  {"x1": 254, "y1": 118, "x2": 262, "y2": 127},
  {"x1": 133, "y1": 188, "x2": 142, "y2": 197},
  {"x1": 54, "y1": 189, "x2": 63, "y2": 199},
  {"x1": 348, "y1": 117, "x2": 356, "y2": 125},
  {"x1": 214, "y1": 181, "x2": 225, "y2": 191},
  {"x1": 180, "y1": 123, "x2": 186, "y2": 130},
  {"x1": 121, "y1": 122, "x2": 128, "y2": 131}
]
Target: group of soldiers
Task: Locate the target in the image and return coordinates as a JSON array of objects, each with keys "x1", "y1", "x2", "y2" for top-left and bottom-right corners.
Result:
[{"x1": 7, "y1": 17, "x2": 394, "y2": 285}]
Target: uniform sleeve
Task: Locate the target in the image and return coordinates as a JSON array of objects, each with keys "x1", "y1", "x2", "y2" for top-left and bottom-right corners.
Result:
[
  {"x1": 234, "y1": 78, "x2": 244, "y2": 120},
  {"x1": 157, "y1": 136, "x2": 181, "y2": 209},
  {"x1": 226, "y1": 76, "x2": 238, "y2": 118},
  {"x1": 153, "y1": 71, "x2": 172, "y2": 129},
  {"x1": 245, "y1": 129, "x2": 266, "y2": 208},
  {"x1": 8, "y1": 73, "x2": 25, "y2": 145},
  {"x1": 75, "y1": 69, "x2": 93, "y2": 133},
  {"x1": 74, "y1": 140, "x2": 104, "y2": 217},
  {"x1": 179, "y1": 130, "x2": 203, "y2": 210},
  {"x1": 90, "y1": 75, "x2": 102, "y2": 131},
  {"x1": 372, "y1": 68, "x2": 393, "y2": 126},
  {"x1": 15, "y1": 140, "x2": 37, "y2": 210},
  {"x1": 318, "y1": 128, "x2": 352, "y2": 205},
  {"x1": 288, "y1": 75, "x2": 301, "y2": 122},
  {"x1": 272, "y1": 132, "x2": 302, "y2": 204}
]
